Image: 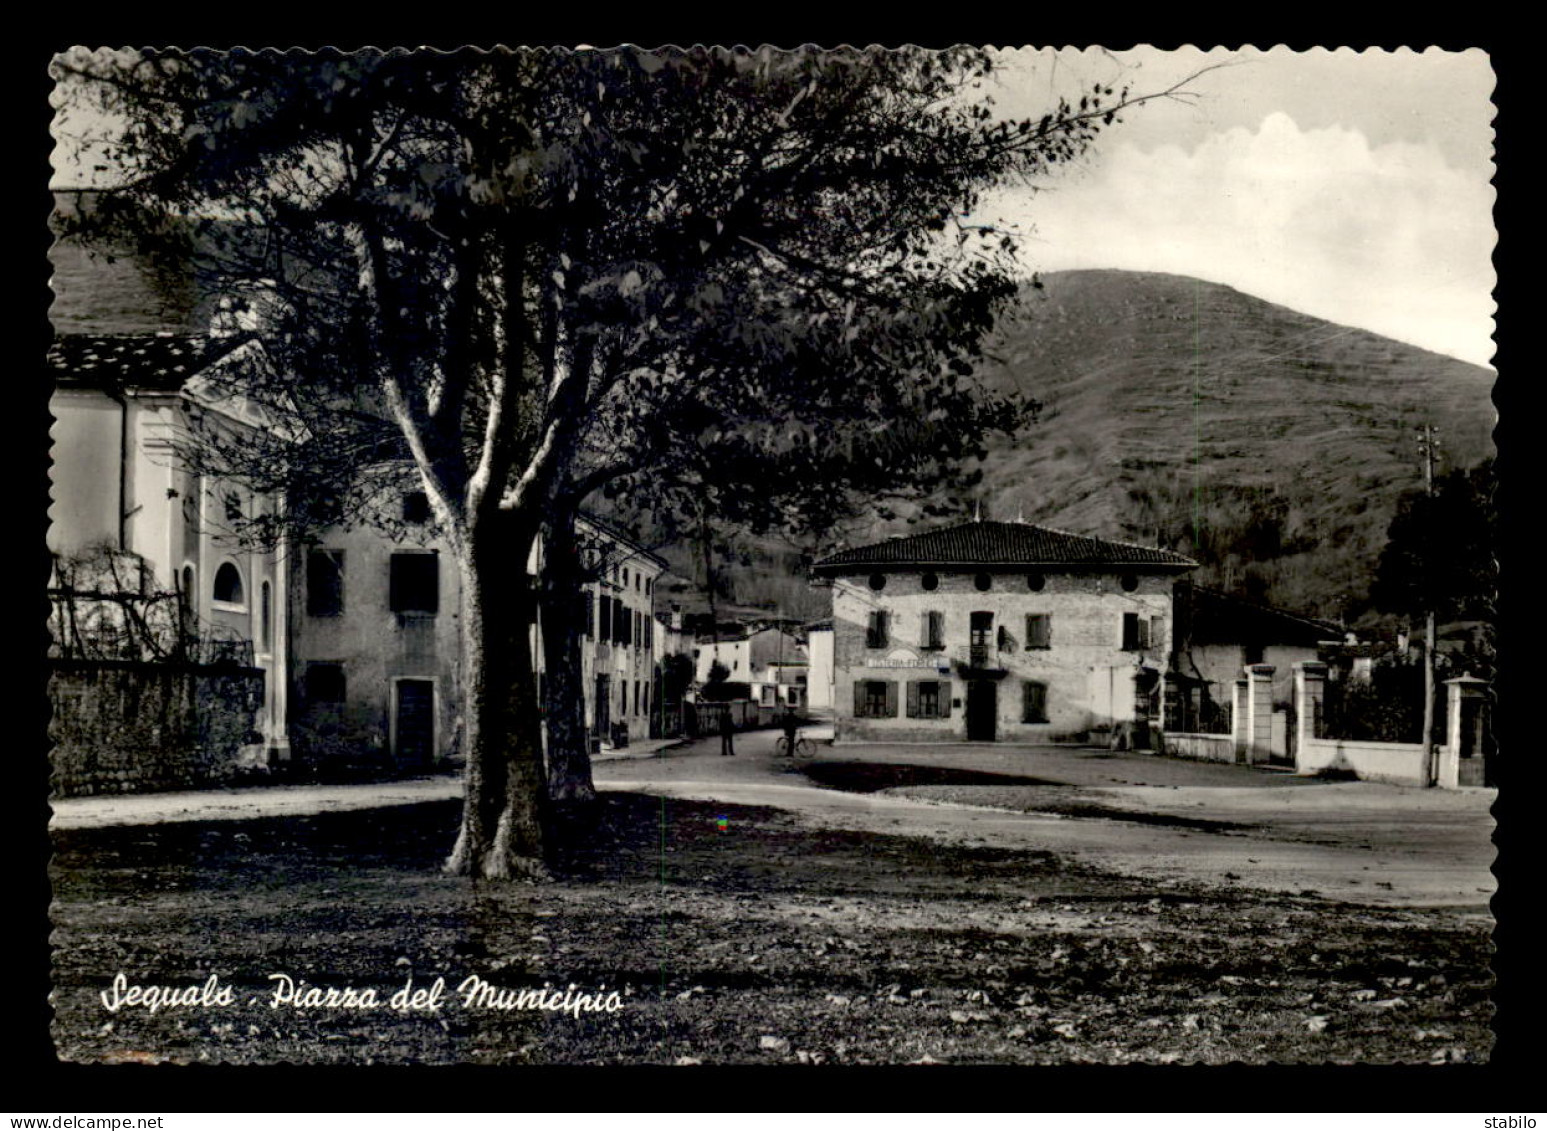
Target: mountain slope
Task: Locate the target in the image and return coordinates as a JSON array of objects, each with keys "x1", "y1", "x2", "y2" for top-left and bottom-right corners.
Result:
[
  {"x1": 714, "y1": 270, "x2": 1495, "y2": 624},
  {"x1": 955, "y1": 270, "x2": 1495, "y2": 620}
]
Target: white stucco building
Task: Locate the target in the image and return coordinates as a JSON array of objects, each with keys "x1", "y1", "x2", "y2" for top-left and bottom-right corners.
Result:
[{"x1": 812, "y1": 520, "x2": 1196, "y2": 744}]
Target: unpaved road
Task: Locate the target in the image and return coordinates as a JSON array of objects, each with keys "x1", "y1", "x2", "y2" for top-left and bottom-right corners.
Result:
[
  {"x1": 51, "y1": 730, "x2": 1495, "y2": 910},
  {"x1": 596, "y1": 730, "x2": 1496, "y2": 911}
]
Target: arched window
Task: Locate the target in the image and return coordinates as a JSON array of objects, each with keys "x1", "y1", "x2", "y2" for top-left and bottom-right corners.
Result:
[
  {"x1": 180, "y1": 565, "x2": 196, "y2": 618},
  {"x1": 213, "y1": 561, "x2": 245, "y2": 606},
  {"x1": 260, "y1": 581, "x2": 272, "y2": 650}
]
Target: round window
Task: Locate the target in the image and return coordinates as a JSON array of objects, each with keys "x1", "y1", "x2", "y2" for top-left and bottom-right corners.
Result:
[
  {"x1": 868, "y1": 573, "x2": 887, "y2": 591},
  {"x1": 974, "y1": 572, "x2": 992, "y2": 592},
  {"x1": 1026, "y1": 572, "x2": 1045, "y2": 592},
  {"x1": 1120, "y1": 573, "x2": 1139, "y2": 593},
  {"x1": 921, "y1": 573, "x2": 939, "y2": 591}
]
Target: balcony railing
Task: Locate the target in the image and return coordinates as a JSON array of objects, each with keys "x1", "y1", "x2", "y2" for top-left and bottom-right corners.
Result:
[{"x1": 951, "y1": 645, "x2": 1006, "y2": 675}]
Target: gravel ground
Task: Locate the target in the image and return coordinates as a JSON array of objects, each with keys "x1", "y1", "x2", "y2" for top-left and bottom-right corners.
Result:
[{"x1": 50, "y1": 791, "x2": 1493, "y2": 1066}]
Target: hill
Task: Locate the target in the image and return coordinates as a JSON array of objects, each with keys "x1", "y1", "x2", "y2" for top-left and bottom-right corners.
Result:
[
  {"x1": 693, "y1": 270, "x2": 1495, "y2": 625},
  {"x1": 965, "y1": 270, "x2": 1495, "y2": 620}
]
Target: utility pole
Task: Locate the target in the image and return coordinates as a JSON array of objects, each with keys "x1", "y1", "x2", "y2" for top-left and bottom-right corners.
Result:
[{"x1": 1417, "y1": 423, "x2": 1439, "y2": 786}]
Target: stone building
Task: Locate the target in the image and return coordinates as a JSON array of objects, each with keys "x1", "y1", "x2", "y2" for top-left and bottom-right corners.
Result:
[
  {"x1": 565, "y1": 518, "x2": 666, "y2": 747},
  {"x1": 287, "y1": 486, "x2": 457, "y2": 773},
  {"x1": 293, "y1": 504, "x2": 665, "y2": 769},
  {"x1": 812, "y1": 520, "x2": 1196, "y2": 743}
]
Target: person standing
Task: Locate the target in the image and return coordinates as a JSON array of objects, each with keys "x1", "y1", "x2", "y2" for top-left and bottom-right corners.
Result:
[
  {"x1": 780, "y1": 705, "x2": 799, "y2": 757},
  {"x1": 719, "y1": 707, "x2": 736, "y2": 757}
]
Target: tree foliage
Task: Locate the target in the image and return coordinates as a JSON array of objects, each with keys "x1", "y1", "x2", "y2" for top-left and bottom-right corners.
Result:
[
  {"x1": 1368, "y1": 460, "x2": 1497, "y2": 626},
  {"x1": 54, "y1": 45, "x2": 1150, "y2": 878}
]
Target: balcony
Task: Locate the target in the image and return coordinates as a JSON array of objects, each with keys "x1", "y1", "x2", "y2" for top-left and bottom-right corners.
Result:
[{"x1": 952, "y1": 645, "x2": 1008, "y2": 679}]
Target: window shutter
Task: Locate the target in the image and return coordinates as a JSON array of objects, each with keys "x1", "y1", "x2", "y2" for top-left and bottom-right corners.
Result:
[
  {"x1": 919, "y1": 614, "x2": 931, "y2": 649},
  {"x1": 1023, "y1": 681, "x2": 1048, "y2": 723},
  {"x1": 1137, "y1": 616, "x2": 1150, "y2": 649},
  {"x1": 1122, "y1": 612, "x2": 1139, "y2": 651},
  {"x1": 1151, "y1": 616, "x2": 1164, "y2": 652},
  {"x1": 906, "y1": 680, "x2": 920, "y2": 718},
  {"x1": 854, "y1": 680, "x2": 866, "y2": 718},
  {"x1": 1026, "y1": 614, "x2": 1050, "y2": 649},
  {"x1": 998, "y1": 624, "x2": 1010, "y2": 652},
  {"x1": 878, "y1": 611, "x2": 889, "y2": 648},
  {"x1": 884, "y1": 680, "x2": 898, "y2": 718},
  {"x1": 940, "y1": 681, "x2": 953, "y2": 718},
  {"x1": 931, "y1": 611, "x2": 945, "y2": 649}
]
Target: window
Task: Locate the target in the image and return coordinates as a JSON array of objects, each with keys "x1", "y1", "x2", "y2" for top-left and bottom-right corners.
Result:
[
  {"x1": 855, "y1": 679, "x2": 896, "y2": 718},
  {"x1": 1150, "y1": 616, "x2": 1165, "y2": 653},
  {"x1": 969, "y1": 611, "x2": 993, "y2": 665},
  {"x1": 1022, "y1": 681, "x2": 1049, "y2": 724},
  {"x1": 997, "y1": 624, "x2": 1011, "y2": 652},
  {"x1": 922, "y1": 572, "x2": 939, "y2": 591},
  {"x1": 1120, "y1": 573, "x2": 1139, "y2": 593},
  {"x1": 390, "y1": 553, "x2": 439, "y2": 615},
  {"x1": 600, "y1": 595, "x2": 613, "y2": 642},
  {"x1": 636, "y1": 573, "x2": 642, "y2": 592},
  {"x1": 865, "y1": 610, "x2": 889, "y2": 649},
  {"x1": 180, "y1": 565, "x2": 196, "y2": 619},
  {"x1": 762, "y1": 685, "x2": 774, "y2": 705},
  {"x1": 907, "y1": 679, "x2": 952, "y2": 719},
  {"x1": 1025, "y1": 614, "x2": 1051, "y2": 650},
  {"x1": 1122, "y1": 612, "x2": 1150, "y2": 651},
  {"x1": 921, "y1": 610, "x2": 945, "y2": 651},
  {"x1": 623, "y1": 567, "x2": 630, "y2": 586},
  {"x1": 403, "y1": 491, "x2": 430, "y2": 523},
  {"x1": 974, "y1": 572, "x2": 992, "y2": 592},
  {"x1": 260, "y1": 582, "x2": 272, "y2": 651},
  {"x1": 305, "y1": 662, "x2": 346, "y2": 704},
  {"x1": 212, "y1": 561, "x2": 244, "y2": 606},
  {"x1": 584, "y1": 592, "x2": 595, "y2": 638},
  {"x1": 307, "y1": 550, "x2": 344, "y2": 617},
  {"x1": 868, "y1": 573, "x2": 887, "y2": 591},
  {"x1": 1026, "y1": 572, "x2": 1045, "y2": 592}
]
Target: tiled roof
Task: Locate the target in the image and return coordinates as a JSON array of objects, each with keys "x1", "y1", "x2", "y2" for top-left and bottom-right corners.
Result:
[
  {"x1": 48, "y1": 333, "x2": 248, "y2": 393},
  {"x1": 812, "y1": 520, "x2": 1196, "y2": 574}
]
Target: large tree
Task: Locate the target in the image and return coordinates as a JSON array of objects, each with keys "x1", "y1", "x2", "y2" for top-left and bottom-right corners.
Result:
[{"x1": 54, "y1": 45, "x2": 1161, "y2": 879}]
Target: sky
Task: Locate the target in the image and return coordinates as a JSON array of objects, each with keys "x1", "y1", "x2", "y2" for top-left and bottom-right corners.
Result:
[
  {"x1": 50, "y1": 46, "x2": 1497, "y2": 368},
  {"x1": 980, "y1": 47, "x2": 1497, "y2": 368}
]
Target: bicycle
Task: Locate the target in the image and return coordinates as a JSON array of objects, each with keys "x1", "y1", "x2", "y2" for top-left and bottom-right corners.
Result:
[{"x1": 775, "y1": 732, "x2": 814, "y2": 759}]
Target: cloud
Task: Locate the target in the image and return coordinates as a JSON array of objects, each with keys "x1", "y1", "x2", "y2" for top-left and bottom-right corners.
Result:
[{"x1": 987, "y1": 112, "x2": 1496, "y2": 367}]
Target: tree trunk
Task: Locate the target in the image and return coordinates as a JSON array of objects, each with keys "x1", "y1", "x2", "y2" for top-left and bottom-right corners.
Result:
[
  {"x1": 541, "y1": 508, "x2": 596, "y2": 805},
  {"x1": 444, "y1": 512, "x2": 549, "y2": 881}
]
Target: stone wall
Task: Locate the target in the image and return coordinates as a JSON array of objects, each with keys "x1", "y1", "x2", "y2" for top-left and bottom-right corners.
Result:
[{"x1": 49, "y1": 660, "x2": 266, "y2": 797}]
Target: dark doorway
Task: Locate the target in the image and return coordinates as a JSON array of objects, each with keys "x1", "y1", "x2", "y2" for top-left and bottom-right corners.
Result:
[
  {"x1": 594, "y1": 674, "x2": 611, "y2": 737},
  {"x1": 969, "y1": 611, "x2": 994, "y2": 669},
  {"x1": 966, "y1": 680, "x2": 997, "y2": 741},
  {"x1": 394, "y1": 679, "x2": 435, "y2": 766}
]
